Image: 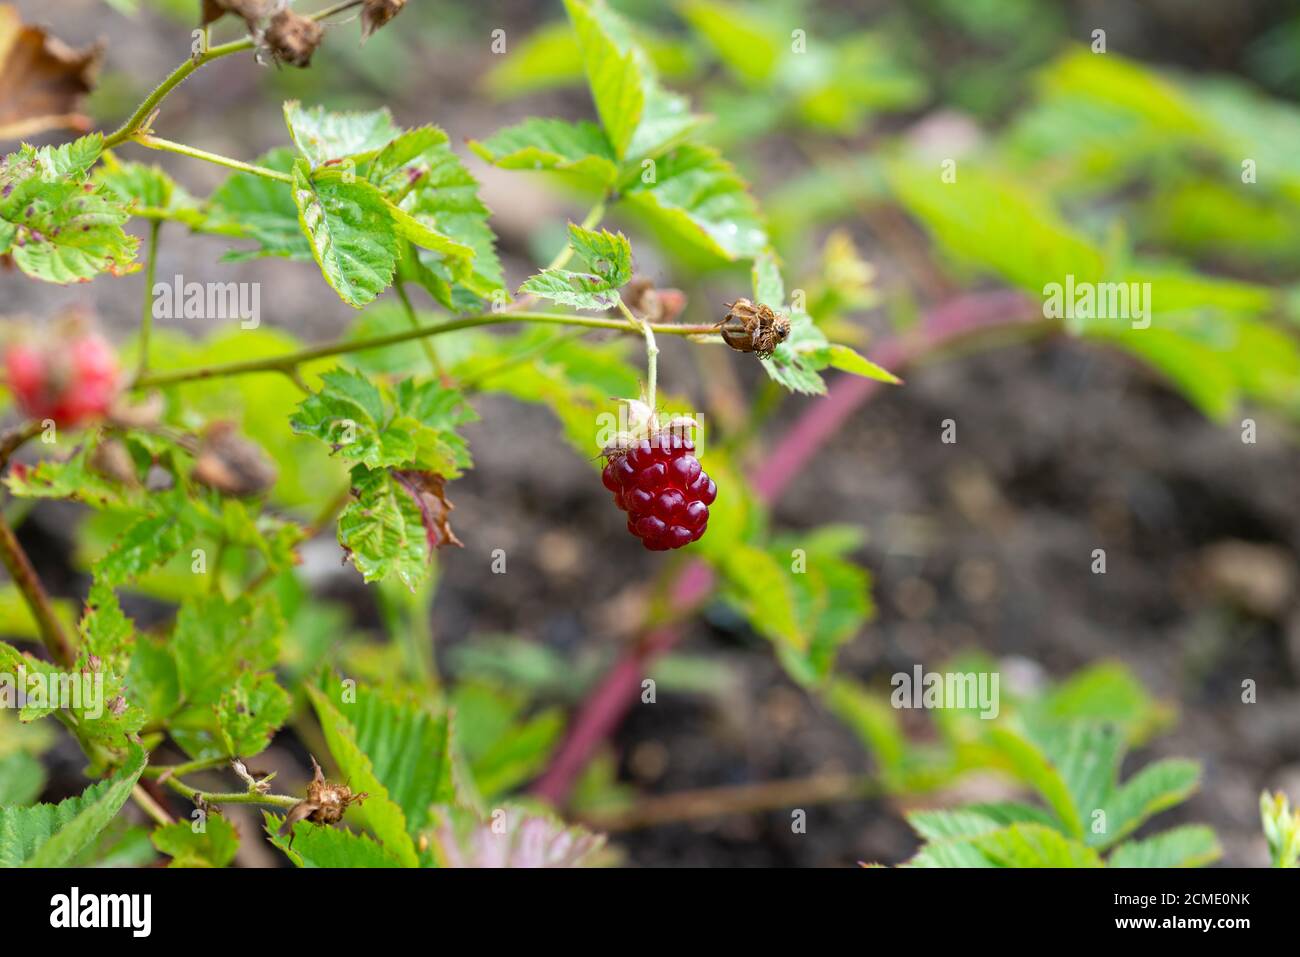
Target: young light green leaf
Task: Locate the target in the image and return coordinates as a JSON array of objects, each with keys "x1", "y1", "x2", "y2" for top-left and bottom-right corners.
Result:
[
  {"x1": 215, "y1": 671, "x2": 292, "y2": 758},
  {"x1": 292, "y1": 164, "x2": 401, "y2": 307},
  {"x1": 0, "y1": 746, "x2": 146, "y2": 867},
  {"x1": 284, "y1": 102, "x2": 401, "y2": 167},
  {"x1": 1108, "y1": 825, "x2": 1221, "y2": 868},
  {"x1": 469, "y1": 117, "x2": 619, "y2": 187},
  {"x1": 0, "y1": 134, "x2": 138, "y2": 283},
  {"x1": 623, "y1": 144, "x2": 767, "y2": 260},
  {"x1": 972, "y1": 824, "x2": 1104, "y2": 868},
  {"x1": 202, "y1": 148, "x2": 311, "y2": 262},
  {"x1": 93, "y1": 153, "x2": 202, "y2": 225},
  {"x1": 562, "y1": 0, "x2": 644, "y2": 159},
  {"x1": 519, "y1": 223, "x2": 633, "y2": 310}
]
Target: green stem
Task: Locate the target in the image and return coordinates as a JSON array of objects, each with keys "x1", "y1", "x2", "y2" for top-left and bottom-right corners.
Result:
[
  {"x1": 144, "y1": 755, "x2": 230, "y2": 780},
  {"x1": 134, "y1": 135, "x2": 293, "y2": 184},
  {"x1": 102, "y1": 0, "x2": 365, "y2": 149},
  {"x1": 618, "y1": 299, "x2": 658, "y2": 410},
  {"x1": 394, "y1": 278, "x2": 442, "y2": 375},
  {"x1": 134, "y1": 221, "x2": 161, "y2": 385},
  {"x1": 133, "y1": 312, "x2": 717, "y2": 389},
  {"x1": 131, "y1": 785, "x2": 175, "y2": 827},
  {"x1": 163, "y1": 776, "x2": 300, "y2": 809}
]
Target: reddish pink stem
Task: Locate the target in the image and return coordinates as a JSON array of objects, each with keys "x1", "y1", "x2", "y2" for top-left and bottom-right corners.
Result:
[{"x1": 531, "y1": 290, "x2": 1041, "y2": 805}]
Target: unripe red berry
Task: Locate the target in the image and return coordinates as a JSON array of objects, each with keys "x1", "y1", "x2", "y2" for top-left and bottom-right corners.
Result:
[
  {"x1": 602, "y1": 432, "x2": 714, "y2": 551},
  {"x1": 4, "y1": 323, "x2": 119, "y2": 428}
]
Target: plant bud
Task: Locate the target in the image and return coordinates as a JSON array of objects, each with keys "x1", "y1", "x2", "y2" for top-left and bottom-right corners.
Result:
[{"x1": 716, "y1": 298, "x2": 791, "y2": 358}]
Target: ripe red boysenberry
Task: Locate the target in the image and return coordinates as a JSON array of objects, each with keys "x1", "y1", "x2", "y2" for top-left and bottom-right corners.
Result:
[
  {"x1": 602, "y1": 433, "x2": 715, "y2": 551},
  {"x1": 4, "y1": 327, "x2": 119, "y2": 428}
]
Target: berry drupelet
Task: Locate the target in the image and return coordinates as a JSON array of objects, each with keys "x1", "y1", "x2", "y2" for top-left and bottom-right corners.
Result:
[{"x1": 601, "y1": 432, "x2": 716, "y2": 551}]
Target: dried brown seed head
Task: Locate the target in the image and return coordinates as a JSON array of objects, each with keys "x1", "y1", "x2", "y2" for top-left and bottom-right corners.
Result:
[
  {"x1": 265, "y1": 8, "x2": 323, "y2": 68},
  {"x1": 89, "y1": 438, "x2": 139, "y2": 487},
  {"x1": 716, "y1": 298, "x2": 791, "y2": 358},
  {"x1": 280, "y1": 755, "x2": 368, "y2": 838},
  {"x1": 362, "y1": 0, "x2": 407, "y2": 40},
  {"x1": 192, "y1": 420, "x2": 277, "y2": 497},
  {"x1": 623, "y1": 277, "x2": 688, "y2": 324}
]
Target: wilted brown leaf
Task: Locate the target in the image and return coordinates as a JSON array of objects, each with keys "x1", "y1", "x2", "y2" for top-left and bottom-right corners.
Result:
[
  {"x1": 392, "y1": 469, "x2": 463, "y2": 550},
  {"x1": 361, "y1": 0, "x2": 406, "y2": 40},
  {"x1": 0, "y1": 4, "x2": 103, "y2": 141}
]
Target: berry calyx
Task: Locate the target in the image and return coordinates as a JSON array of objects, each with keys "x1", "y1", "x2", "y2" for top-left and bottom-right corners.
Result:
[
  {"x1": 4, "y1": 319, "x2": 119, "y2": 428},
  {"x1": 602, "y1": 431, "x2": 716, "y2": 551}
]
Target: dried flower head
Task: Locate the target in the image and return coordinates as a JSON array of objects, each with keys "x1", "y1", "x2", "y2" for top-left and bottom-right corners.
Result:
[
  {"x1": 623, "y1": 277, "x2": 687, "y2": 324},
  {"x1": 192, "y1": 420, "x2": 277, "y2": 497},
  {"x1": 279, "y1": 755, "x2": 368, "y2": 838},
  {"x1": 716, "y1": 298, "x2": 791, "y2": 358},
  {"x1": 362, "y1": 0, "x2": 407, "y2": 40},
  {"x1": 265, "y1": 8, "x2": 323, "y2": 68}
]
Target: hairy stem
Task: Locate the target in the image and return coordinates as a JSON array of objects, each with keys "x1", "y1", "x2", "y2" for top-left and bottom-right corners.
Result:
[
  {"x1": 102, "y1": 0, "x2": 365, "y2": 149},
  {"x1": 144, "y1": 754, "x2": 230, "y2": 781},
  {"x1": 163, "y1": 776, "x2": 300, "y2": 809},
  {"x1": 134, "y1": 135, "x2": 293, "y2": 184},
  {"x1": 394, "y1": 278, "x2": 442, "y2": 375},
  {"x1": 618, "y1": 299, "x2": 658, "y2": 409},
  {"x1": 132, "y1": 312, "x2": 716, "y2": 389},
  {"x1": 131, "y1": 784, "x2": 176, "y2": 827}
]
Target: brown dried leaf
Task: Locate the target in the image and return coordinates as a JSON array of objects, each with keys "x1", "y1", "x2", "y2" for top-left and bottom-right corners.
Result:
[
  {"x1": 0, "y1": 4, "x2": 104, "y2": 141},
  {"x1": 393, "y1": 469, "x2": 463, "y2": 550}
]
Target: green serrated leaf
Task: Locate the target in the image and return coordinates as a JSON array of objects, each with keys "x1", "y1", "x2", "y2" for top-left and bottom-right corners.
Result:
[
  {"x1": 337, "y1": 465, "x2": 432, "y2": 589},
  {"x1": 202, "y1": 148, "x2": 310, "y2": 261},
  {"x1": 284, "y1": 102, "x2": 401, "y2": 168},
  {"x1": 469, "y1": 117, "x2": 618, "y2": 187},
  {"x1": 319, "y1": 676, "x2": 454, "y2": 834},
  {"x1": 266, "y1": 813, "x2": 405, "y2": 867},
  {"x1": 563, "y1": 0, "x2": 644, "y2": 160},
  {"x1": 519, "y1": 224, "x2": 633, "y2": 310},
  {"x1": 292, "y1": 164, "x2": 401, "y2": 307},
  {"x1": 972, "y1": 823, "x2": 1104, "y2": 867},
  {"x1": 0, "y1": 135, "x2": 139, "y2": 282},
  {"x1": 215, "y1": 671, "x2": 291, "y2": 759},
  {"x1": 305, "y1": 685, "x2": 419, "y2": 867},
  {"x1": 1108, "y1": 825, "x2": 1221, "y2": 868},
  {"x1": 623, "y1": 144, "x2": 767, "y2": 260},
  {"x1": 151, "y1": 814, "x2": 240, "y2": 868},
  {"x1": 0, "y1": 746, "x2": 146, "y2": 867}
]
